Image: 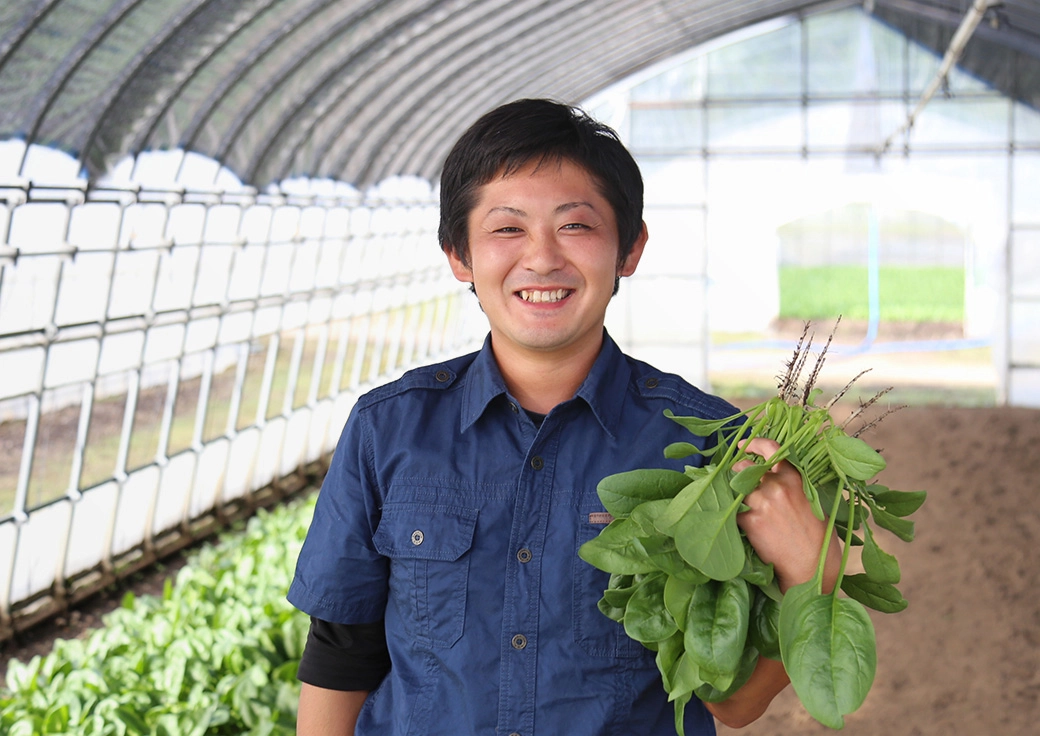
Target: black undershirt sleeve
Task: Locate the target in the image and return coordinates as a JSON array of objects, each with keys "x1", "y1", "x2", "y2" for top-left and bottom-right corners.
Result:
[{"x1": 296, "y1": 617, "x2": 391, "y2": 692}]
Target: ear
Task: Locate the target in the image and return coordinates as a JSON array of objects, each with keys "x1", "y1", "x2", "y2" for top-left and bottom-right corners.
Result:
[
  {"x1": 617, "y1": 221, "x2": 648, "y2": 278},
  {"x1": 445, "y1": 247, "x2": 473, "y2": 283}
]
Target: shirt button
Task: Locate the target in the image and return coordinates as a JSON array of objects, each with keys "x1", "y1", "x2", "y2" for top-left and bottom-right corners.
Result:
[
  {"x1": 411, "y1": 530, "x2": 424, "y2": 545},
  {"x1": 435, "y1": 370, "x2": 451, "y2": 382},
  {"x1": 530, "y1": 455, "x2": 544, "y2": 470},
  {"x1": 511, "y1": 634, "x2": 528, "y2": 650},
  {"x1": 644, "y1": 376, "x2": 659, "y2": 388},
  {"x1": 516, "y1": 548, "x2": 532, "y2": 563},
  {"x1": 509, "y1": 402, "x2": 519, "y2": 412}
]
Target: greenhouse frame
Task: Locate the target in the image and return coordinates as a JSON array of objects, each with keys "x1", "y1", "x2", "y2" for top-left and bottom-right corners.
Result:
[{"x1": 1, "y1": 0, "x2": 1038, "y2": 639}]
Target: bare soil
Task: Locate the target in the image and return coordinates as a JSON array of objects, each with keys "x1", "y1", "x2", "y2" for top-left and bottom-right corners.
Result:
[
  {"x1": 719, "y1": 403, "x2": 1040, "y2": 736},
  {"x1": 714, "y1": 318, "x2": 1040, "y2": 734}
]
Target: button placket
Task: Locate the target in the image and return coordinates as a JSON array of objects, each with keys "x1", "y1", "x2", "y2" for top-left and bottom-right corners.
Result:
[{"x1": 498, "y1": 433, "x2": 556, "y2": 735}]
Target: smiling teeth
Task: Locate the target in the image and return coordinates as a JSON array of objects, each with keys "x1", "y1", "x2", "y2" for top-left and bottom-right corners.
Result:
[{"x1": 520, "y1": 289, "x2": 568, "y2": 303}]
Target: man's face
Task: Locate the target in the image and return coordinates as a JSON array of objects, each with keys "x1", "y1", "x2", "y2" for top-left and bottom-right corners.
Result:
[{"x1": 446, "y1": 158, "x2": 645, "y2": 366}]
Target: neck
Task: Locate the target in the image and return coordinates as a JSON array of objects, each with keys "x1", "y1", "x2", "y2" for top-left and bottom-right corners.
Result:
[{"x1": 491, "y1": 337, "x2": 603, "y2": 415}]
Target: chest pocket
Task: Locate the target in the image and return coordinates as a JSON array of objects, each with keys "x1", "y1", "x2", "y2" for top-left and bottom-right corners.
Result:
[
  {"x1": 573, "y1": 505, "x2": 646, "y2": 659},
  {"x1": 373, "y1": 502, "x2": 478, "y2": 648}
]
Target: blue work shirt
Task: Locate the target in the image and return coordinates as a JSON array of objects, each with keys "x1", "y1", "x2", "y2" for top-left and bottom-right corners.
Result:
[{"x1": 288, "y1": 332, "x2": 738, "y2": 736}]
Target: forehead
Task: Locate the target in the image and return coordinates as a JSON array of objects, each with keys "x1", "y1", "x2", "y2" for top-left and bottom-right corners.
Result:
[{"x1": 470, "y1": 157, "x2": 606, "y2": 210}]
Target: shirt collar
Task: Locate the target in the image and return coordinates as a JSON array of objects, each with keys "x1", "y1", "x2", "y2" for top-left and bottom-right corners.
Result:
[
  {"x1": 574, "y1": 331, "x2": 629, "y2": 440},
  {"x1": 459, "y1": 334, "x2": 509, "y2": 433},
  {"x1": 459, "y1": 331, "x2": 631, "y2": 439}
]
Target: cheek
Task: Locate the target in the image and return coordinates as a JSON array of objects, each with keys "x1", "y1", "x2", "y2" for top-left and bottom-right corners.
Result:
[
  {"x1": 580, "y1": 250, "x2": 623, "y2": 284},
  {"x1": 473, "y1": 248, "x2": 520, "y2": 279},
  {"x1": 467, "y1": 263, "x2": 510, "y2": 296}
]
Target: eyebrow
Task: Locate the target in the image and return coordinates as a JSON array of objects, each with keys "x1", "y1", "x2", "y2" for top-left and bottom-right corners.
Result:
[
  {"x1": 484, "y1": 201, "x2": 596, "y2": 218},
  {"x1": 486, "y1": 206, "x2": 526, "y2": 217}
]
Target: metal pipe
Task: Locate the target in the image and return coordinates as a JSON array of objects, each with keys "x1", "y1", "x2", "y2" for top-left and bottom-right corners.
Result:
[{"x1": 877, "y1": 0, "x2": 998, "y2": 154}]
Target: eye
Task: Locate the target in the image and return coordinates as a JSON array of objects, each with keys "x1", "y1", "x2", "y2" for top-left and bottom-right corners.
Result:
[{"x1": 562, "y1": 222, "x2": 591, "y2": 230}]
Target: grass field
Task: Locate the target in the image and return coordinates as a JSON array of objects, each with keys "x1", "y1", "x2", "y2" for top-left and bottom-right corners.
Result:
[{"x1": 779, "y1": 266, "x2": 964, "y2": 322}]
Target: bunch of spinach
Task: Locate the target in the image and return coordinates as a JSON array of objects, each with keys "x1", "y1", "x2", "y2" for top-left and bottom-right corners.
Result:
[
  {"x1": 579, "y1": 325, "x2": 926, "y2": 733},
  {"x1": 0, "y1": 496, "x2": 316, "y2": 735}
]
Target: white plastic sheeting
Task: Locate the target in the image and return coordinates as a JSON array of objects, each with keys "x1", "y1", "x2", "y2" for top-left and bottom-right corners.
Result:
[{"x1": 0, "y1": 149, "x2": 475, "y2": 633}]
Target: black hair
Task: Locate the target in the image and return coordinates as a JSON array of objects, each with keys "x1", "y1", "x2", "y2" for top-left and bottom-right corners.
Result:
[{"x1": 437, "y1": 98, "x2": 644, "y2": 269}]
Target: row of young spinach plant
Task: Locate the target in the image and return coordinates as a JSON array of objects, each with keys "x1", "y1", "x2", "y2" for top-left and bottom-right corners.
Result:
[{"x1": 1, "y1": 495, "x2": 317, "y2": 735}]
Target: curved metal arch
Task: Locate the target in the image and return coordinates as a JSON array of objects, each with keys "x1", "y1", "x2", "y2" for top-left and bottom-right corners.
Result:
[
  {"x1": 231, "y1": 0, "x2": 458, "y2": 183},
  {"x1": 128, "y1": 0, "x2": 303, "y2": 160},
  {"x1": 255, "y1": 0, "x2": 573, "y2": 186},
  {"x1": 320, "y1": 0, "x2": 749, "y2": 183},
  {"x1": 351, "y1": 0, "x2": 756, "y2": 185},
  {"x1": 174, "y1": 0, "x2": 386, "y2": 158},
  {"x1": 77, "y1": 0, "x2": 239, "y2": 176},
  {"x1": 249, "y1": 0, "x2": 513, "y2": 183},
  {"x1": 374, "y1": 6, "x2": 665, "y2": 184},
  {"x1": 2, "y1": 0, "x2": 1039, "y2": 186},
  {"x1": 22, "y1": 0, "x2": 153, "y2": 169},
  {"x1": 0, "y1": 1, "x2": 63, "y2": 157},
  {"x1": 0, "y1": 0, "x2": 62, "y2": 78},
  {"x1": 234, "y1": 0, "x2": 775, "y2": 185},
  {"x1": 334, "y1": 0, "x2": 805, "y2": 186},
  {"x1": 207, "y1": 0, "x2": 434, "y2": 178},
  {"x1": 398, "y1": 0, "x2": 810, "y2": 182},
  {"x1": 331, "y1": 0, "x2": 617, "y2": 184}
]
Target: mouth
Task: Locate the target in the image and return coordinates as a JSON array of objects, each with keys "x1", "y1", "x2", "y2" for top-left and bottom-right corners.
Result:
[{"x1": 518, "y1": 288, "x2": 572, "y2": 304}]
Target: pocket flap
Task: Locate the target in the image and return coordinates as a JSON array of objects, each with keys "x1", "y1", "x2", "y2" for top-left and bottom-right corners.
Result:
[{"x1": 374, "y1": 503, "x2": 478, "y2": 561}]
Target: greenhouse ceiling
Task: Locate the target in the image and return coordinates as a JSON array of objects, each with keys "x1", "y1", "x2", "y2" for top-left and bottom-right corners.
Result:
[{"x1": 1, "y1": 0, "x2": 1038, "y2": 189}]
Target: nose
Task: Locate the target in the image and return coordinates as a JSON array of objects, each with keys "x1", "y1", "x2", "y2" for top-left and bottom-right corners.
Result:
[{"x1": 522, "y1": 226, "x2": 566, "y2": 274}]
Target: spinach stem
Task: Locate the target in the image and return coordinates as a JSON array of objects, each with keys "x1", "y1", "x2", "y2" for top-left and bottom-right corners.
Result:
[{"x1": 814, "y1": 472, "x2": 848, "y2": 594}]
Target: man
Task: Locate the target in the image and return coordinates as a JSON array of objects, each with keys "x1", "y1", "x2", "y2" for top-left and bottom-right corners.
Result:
[{"x1": 288, "y1": 98, "x2": 838, "y2": 735}]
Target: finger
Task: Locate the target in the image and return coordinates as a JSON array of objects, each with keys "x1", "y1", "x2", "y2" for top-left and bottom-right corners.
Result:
[
  {"x1": 767, "y1": 458, "x2": 803, "y2": 485},
  {"x1": 741, "y1": 463, "x2": 805, "y2": 509},
  {"x1": 733, "y1": 438, "x2": 784, "y2": 480},
  {"x1": 733, "y1": 457, "x2": 755, "y2": 473},
  {"x1": 733, "y1": 458, "x2": 801, "y2": 494},
  {"x1": 736, "y1": 437, "x2": 799, "y2": 482},
  {"x1": 738, "y1": 436, "x2": 781, "y2": 460},
  {"x1": 740, "y1": 477, "x2": 779, "y2": 511}
]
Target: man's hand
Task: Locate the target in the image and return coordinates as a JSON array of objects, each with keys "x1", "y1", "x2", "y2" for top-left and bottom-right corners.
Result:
[
  {"x1": 705, "y1": 437, "x2": 844, "y2": 728},
  {"x1": 734, "y1": 437, "x2": 841, "y2": 594}
]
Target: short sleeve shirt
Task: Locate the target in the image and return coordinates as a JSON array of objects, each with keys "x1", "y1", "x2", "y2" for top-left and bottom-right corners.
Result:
[{"x1": 288, "y1": 332, "x2": 739, "y2": 736}]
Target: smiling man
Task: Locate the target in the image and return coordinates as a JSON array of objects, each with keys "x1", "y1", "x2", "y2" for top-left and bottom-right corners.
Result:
[
  {"x1": 445, "y1": 155, "x2": 644, "y2": 414},
  {"x1": 288, "y1": 99, "x2": 836, "y2": 736}
]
